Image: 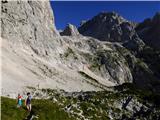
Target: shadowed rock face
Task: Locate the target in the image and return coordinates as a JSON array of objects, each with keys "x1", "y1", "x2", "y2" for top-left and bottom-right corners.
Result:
[
  {"x1": 78, "y1": 12, "x2": 145, "y2": 52},
  {"x1": 78, "y1": 12, "x2": 125, "y2": 42},
  {"x1": 136, "y1": 12, "x2": 160, "y2": 50}
]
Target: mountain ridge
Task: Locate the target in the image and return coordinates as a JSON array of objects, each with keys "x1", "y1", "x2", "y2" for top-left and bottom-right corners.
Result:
[{"x1": 1, "y1": 0, "x2": 160, "y2": 98}]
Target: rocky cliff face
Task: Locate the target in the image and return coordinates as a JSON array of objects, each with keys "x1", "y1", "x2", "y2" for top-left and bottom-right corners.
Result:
[
  {"x1": 78, "y1": 12, "x2": 125, "y2": 42},
  {"x1": 1, "y1": 0, "x2": 61, "y2": 57},
  {"x1": 78, "y1": 12, "x2": 145, "y2": 52},
  {"x1": 1, "y1": 0, "x2": 64, "y2": 96},
  {"x1": 136, "y1": 12, "x2": 160, "y2": 50},
  {"x1": 78, "y1": 11, "x2": 160, "y2": 91},
  {"x1": 1, "y1": 0, "x2": 160, "y2": 97},
  {"x1": 1, "y1": 0, "x2": 134, "y2": 96}
]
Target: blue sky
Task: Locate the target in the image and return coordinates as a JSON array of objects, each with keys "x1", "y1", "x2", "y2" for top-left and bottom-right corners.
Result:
[{"x1": 50, "y1": 1, "x2": 160, "y2": 30}]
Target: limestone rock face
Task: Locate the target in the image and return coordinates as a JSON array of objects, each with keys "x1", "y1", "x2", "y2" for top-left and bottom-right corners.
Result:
[
  {"x1": 61, "y1": 36, "x2": 133, "y2": 86},
  {"x1": 78, "y1": 12, "x2": 145, "y2": 51},
  {"x1": 1, "y1": 0, "x2": 60, "y2": 56},
  {"x1": 78, "y1": 12, "x2": 125, "y2": 42},
  {"x1": 1, "y1": 0, "x2": 159, "y2": 97},
  {"x1": 60, "y1": 24, "x2": 80, "y2": 36},
  {"x1": 2, "y1": 0, "x2": 121, "y2": 96}
]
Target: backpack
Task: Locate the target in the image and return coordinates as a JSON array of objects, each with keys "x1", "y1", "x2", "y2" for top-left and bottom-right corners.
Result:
[{"x1": 26, "y1": 96, "x2": 31, "y2": 104}]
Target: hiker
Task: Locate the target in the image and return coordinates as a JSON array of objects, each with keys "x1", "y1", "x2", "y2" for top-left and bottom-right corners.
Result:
[
  {"x1": 25, "y1": 92, "x2": 32, "y2": 112},
  {"x1": 17, "y1": 93, "x2": 22, "y2": 108}
]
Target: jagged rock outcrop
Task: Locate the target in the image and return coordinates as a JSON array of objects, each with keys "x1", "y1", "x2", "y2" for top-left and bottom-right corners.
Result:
[
  {"x1": 78, "y1": 12, "x2": 145, "y2": 52},
  {"x1": 60, "y1": 24, "x2": 80, "y2": 36},
  {"x1": 78, "y1": 12, "x2": 125, "y2": 41},
  {"x1": 136, "y1": 12, "x2": 160, "y2": 50}
]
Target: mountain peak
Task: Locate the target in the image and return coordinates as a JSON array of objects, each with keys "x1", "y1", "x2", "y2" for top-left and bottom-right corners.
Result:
[
  {"x1": 60, "y1": 23, "x2": 80, "y2": 36},
  {"x1": 78, "y1": 11, "x2": 133, "y2": 41},
  {"x1": 78, "y1": 11, "x2": 145, "y2": 51},
  {"x1": 98, "y1": 11, "x2": 119, "y2": 17},
  {"x1": 90, "y1": 11, "x2": 126, "y2": 25},
  {"x1": 136, "y1": 12, "x2": 160, "y2": 50},
  {"x1": 152, "y1": 12, "x2": 160, "y2": 23}
]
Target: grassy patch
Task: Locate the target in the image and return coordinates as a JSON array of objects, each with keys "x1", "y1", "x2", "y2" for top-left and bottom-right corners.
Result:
[
  {"x1": 2, "y1": 87, "x2": 160, "y2": 120},
  {"x1": 1, "y1": 97, "x2": 75, "y2": 120}
]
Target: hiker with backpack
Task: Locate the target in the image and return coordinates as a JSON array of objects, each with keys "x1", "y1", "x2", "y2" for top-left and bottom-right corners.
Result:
[{"x1": 25, "y1": 92, "x2": 32, "y2": 112}]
